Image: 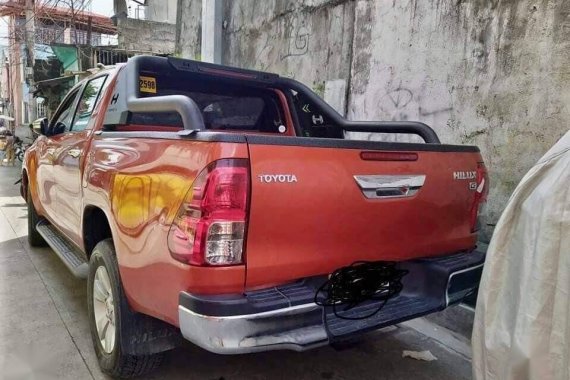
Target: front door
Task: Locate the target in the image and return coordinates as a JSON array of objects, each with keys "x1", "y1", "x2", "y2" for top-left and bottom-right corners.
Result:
[
  {"x1": 53, "y1": 75, "x2": 109, "y2": 246},
  {"x1": 35, "y1": 86, "x2": 81, "y2": 223}
]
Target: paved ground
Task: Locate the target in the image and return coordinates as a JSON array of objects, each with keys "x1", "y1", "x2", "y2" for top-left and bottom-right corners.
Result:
[{"x1": 0, "y1": 154, "x2": 473, "y2": 379}]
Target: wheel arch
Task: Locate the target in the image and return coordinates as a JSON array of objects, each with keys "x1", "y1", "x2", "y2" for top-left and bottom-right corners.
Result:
[
  {"x1": 85, "y1": 216, "x2": 182, "y2": 358},
  {"x1": 22, "y1": 149, "x2": 40, "y2": 206},
  {"x1": 21, "y1": 168, "x2": 28, "y2": 199},
  {"x1": 82, "y1": 205, "x2": 114, "y2": 258}
]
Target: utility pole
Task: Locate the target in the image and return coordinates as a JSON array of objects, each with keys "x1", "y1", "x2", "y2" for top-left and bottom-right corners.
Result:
[
  {"x1": 201, "y1": 0, "x2": 222, "y2": 63},
  {"x1": 86, "y1": 15, "x2": 93, "y2": 68},
  {"x1": 86, "y1": 15, "x2": 92, "y2": 44},
  {"x1": 25, "y1": 0, "x2": 37, "y2": 124},
  {"x1": 5, "y1": 57, "x2": 13, "y2": 123},
  {"x1": 174, "y1": 0, "x2": 183, "y2": 56},
  {"x1": 70, "y1": 0, "x2": 79, "y2": 47}
]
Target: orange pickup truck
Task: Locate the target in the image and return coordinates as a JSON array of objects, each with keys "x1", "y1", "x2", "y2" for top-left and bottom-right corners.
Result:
[{"x1": 22, "y1": 56, "x2": 487, "y2": 377}]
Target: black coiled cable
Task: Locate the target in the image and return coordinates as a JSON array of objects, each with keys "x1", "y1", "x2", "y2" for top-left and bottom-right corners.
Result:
[{"x1": 314, "y1": 261, "x2": 408, "y2": 320}]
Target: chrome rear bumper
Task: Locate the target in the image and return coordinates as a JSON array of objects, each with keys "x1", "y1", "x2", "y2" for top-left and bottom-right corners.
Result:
[
  {"x1": 178, "y1": 249, "x2": 486, "y2": 354},
  {"x1": 179, "y1": 303, "x2": 327, "y2": 354}
]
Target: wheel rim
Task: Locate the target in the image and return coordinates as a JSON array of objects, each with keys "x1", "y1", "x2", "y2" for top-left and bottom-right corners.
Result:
[{"x1": 93, "y1": 265, "x2": 116, "y2": 354}]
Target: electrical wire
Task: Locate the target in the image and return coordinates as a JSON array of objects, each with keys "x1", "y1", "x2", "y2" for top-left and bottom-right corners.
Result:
[{"x1": 315, "y1": 261, "x2": 408, "y2": 320}]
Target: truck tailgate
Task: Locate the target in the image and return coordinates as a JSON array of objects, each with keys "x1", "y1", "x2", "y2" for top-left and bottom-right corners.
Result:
[{"x1": 244, "y1": 136, "x2": 483, "y2": 289}]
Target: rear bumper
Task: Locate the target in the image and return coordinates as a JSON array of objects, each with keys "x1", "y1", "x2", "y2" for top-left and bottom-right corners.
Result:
[{"x1": 178, "y1": 248, "x2": 485, "y2": 354}]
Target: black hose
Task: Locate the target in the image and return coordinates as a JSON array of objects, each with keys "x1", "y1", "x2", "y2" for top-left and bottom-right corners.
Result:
[{"x1": 315, "y1": 261, "x2": 408, "y2": 320}]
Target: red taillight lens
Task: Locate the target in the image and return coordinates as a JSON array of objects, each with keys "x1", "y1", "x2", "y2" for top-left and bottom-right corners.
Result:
[
  {"x1": 168, "y1": 159, "x2": 249, "y2": 266},
  {"x1": 470, "y1": 162, "x2": 489, "y2": 232}
]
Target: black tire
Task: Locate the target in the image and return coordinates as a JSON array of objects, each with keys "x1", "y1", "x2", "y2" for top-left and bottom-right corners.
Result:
[
  {"x1": 87, "y1": 239, "x2": 163, "y2": 378},
  {"x1": 27, "y1": 187, "x2": 47, "y2": 247}
]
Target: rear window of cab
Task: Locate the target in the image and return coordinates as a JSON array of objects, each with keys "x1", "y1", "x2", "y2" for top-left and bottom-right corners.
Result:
[{"x1": 127, "y1": 73, "x2": 287, "y2": 134}]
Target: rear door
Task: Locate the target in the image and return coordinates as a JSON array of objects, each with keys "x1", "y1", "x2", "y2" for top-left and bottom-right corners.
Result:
[{"x1": 244, "y1": 137, "x2": 483, "y2": 288}]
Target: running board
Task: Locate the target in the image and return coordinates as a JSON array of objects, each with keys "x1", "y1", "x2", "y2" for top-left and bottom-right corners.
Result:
[{"x1": 36, "y1": 220, "x2": 88, "y2": 278}]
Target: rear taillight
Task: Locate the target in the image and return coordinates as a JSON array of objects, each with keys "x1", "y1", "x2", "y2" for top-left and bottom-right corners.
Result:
[
  {"x1": 168, "y1": 159, "x2": 249, "y2": 266},
  {"x1": 470, "y1": 162, "x2": 489, "y2": 232}
]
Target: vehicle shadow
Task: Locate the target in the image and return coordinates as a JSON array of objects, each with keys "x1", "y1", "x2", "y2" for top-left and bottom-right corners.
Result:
[
  {"x1": 1, "y1": 203, "x2": 27, "y2": 207},
  {"x1": 148, "y1": 325, "x2": 468, "y2": 380}
]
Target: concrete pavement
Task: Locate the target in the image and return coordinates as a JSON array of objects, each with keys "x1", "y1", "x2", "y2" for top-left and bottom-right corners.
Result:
[{"x1": 0, "y1": 161, "x2": 473, "y2": 380}]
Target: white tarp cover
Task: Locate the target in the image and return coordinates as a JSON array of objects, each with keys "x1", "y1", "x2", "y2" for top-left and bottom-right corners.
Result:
[{"x1": 472, "y1": 130, "x2": 570, "y2": 380}]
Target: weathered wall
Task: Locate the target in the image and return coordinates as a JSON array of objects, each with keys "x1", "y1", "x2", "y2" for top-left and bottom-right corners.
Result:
[
  {"x1": 222, "y1": 0, "x2": 355, "y2": 93},
  {"x1": 348, "y1": 0, "x2": 570, "y2": 237},
  {"x1": 117, "y1": 17, "x2": 176, "y2": 54},
  {"x1": 177, "y1": 0, "x2": 570, "y2": 239}
]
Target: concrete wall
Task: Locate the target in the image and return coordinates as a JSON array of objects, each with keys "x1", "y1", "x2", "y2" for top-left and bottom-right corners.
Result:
[
  {"x1": 117, "y1": 17, "x2": 176, "y2": 54},
  {"x1": 222, "y1": 0, "x2": 354, "y2": 93},
  {"x1": 347, "y1": 0, "x2": 570, "y2": 236},
  {"x1": 177, "y1": 0, "x2": 570, "y2": 238}
]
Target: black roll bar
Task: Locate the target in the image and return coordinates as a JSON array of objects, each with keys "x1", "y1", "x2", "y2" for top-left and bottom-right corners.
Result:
[
  {"x1": 278, "y1": 77, "x2": 441, "y2": 144},
  {"x1": 121, "y1": 55, "x2": 439, "y2": 143},
  {"x1": 125, "y1": 55, "x2": 205, "y2": 131}
]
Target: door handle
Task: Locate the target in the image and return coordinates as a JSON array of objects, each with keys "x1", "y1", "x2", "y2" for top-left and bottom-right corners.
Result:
[
  {"x1": 67, "y1": 149, "x2": 81, "y2": 158},
  {"x1": 354, "y1": 175, "x2": 426, "y2": 199}
]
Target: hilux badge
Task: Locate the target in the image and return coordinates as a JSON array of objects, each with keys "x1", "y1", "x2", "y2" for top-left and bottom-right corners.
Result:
[
  {"x1": 258, "y1": 174, "x2": 298, "y2": 183},
  {"x1": 453, "y1": 171, "x2": 476, "y2": 180}
]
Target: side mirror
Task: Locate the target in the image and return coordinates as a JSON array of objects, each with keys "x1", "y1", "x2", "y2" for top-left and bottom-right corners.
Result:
[
  {"x1": 38, "y1": 117, "x2": 49, "y2": 136},
  {"x1": 52, "y1": 121, "x2": 66, "y2": 136}
]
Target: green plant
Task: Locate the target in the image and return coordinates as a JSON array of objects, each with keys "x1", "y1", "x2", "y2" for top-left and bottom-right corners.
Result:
[{"x1": 312, "y1": 81, "x2": 325, "y2": 98}]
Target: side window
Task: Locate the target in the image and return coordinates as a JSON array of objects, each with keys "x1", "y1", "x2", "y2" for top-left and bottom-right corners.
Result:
[
  {"x1": 71, "y1": 76, "x2": 108, "y2": 131},
  {"x1": 128, "y1": 89, "x2": 285, "y2": 133},
  {"x1": 50, "y1": 89, "x2": 80, "y2": 135},
  {"x1": 202, "y1": 97, "x2": 265, "y2": 130}
]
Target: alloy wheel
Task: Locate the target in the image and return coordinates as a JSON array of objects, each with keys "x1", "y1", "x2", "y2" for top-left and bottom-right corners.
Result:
[{"x1": 92, "y1": 265, "x2": 116, "y2": 354}]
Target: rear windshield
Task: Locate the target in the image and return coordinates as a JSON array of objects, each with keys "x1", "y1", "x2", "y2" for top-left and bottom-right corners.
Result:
[{"x1": 128, "y1": 73, "x2": 286, "y2": 133}]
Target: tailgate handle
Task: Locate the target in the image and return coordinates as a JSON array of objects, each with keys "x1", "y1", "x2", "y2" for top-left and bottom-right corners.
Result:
[{"x1": 354, "y1": 175, "x2": 426, "y2": 199}]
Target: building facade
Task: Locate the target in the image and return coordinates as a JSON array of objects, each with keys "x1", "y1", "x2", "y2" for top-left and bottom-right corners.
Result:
[{"x1": 0, "y1": 1, "x2": 117, "y2": 127}]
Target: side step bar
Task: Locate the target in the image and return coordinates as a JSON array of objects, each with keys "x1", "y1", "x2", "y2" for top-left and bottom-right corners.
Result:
[{"x1": 36, "y1": 220, "x2": 88, "y2": 278}]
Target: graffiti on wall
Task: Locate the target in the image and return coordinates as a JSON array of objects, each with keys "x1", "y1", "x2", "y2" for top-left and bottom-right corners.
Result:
[
  {"x1": 253, "y1": 33, "x2": 274, "y2": 72},
  {"x1": 250, "y1": 15, "x2": 311, "y2": 72},
  {"x1": 378, "y1": 84, "x2": 452, "y2": 122},
  {"x1": 280, "y1": 16, "x2": 311, "y2": 60}
]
